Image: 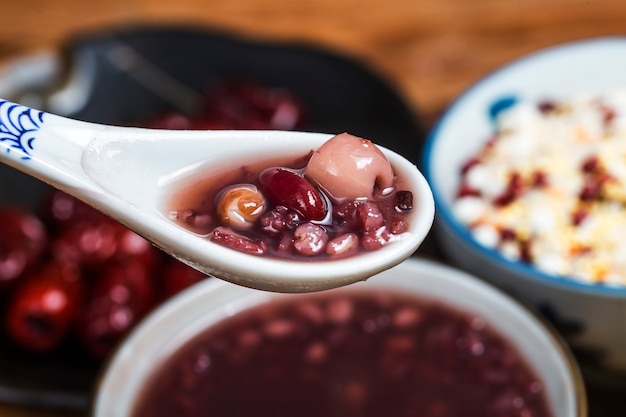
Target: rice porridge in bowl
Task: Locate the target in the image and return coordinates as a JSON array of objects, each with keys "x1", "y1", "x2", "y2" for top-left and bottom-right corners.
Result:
[
  {"x1": 92, "y1": 259, "x2": 585, "y2": 417},
  {"x1": 423, "y1": 37, "x2": 626, "y2": 374},
  {"x1": 453, "y1": 89, "x2": 626, "y2": 286}
]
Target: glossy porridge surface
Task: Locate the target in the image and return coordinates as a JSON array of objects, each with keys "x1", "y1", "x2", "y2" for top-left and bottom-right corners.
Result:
[{"x1": 131, "y1": 290, "x2": 553, "y2": 417}]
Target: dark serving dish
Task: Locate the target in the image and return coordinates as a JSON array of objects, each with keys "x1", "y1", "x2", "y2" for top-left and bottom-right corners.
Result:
[{"x1": 0, "y1": 25, "x2": 423, "y2": 410}]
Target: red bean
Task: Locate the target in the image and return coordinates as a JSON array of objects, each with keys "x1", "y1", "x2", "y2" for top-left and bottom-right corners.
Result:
[
  {"x1": 580, "y1": 155, "x2": 600, "y2": 174},
  {"x1": 596, "y1": 102, "x2": 616, "y2": 126},
  {"x1": 356, "y1": 201, "x2": 385, "y2": 231},
  {"x1": 361, "y1": 229, "x2": 390, "y2": 251},
  {"x1": 537, "y1": 100, "x2": 558, "y2": 114},
  {"x1": 460, "y1": 157, "x2": 481, "y2": 175},
  {"x1": 209, "y1": 226, "x2": 267, "y2": 256},
  {"x1": 493, "y1": 172, "x2": 524, "y2": 206},
  {"x1": 456, "y1": 183, "x2": 482, "y2": 198},
  {"x1": 571, "y1": 208, "x2": 588, "y2": 226},
  {"x1": 326, "y1": 233, "x2": 359, "y2": 257},
  {"x1": 293, "y1": 223, "x2": 328, "y2": 256},
  {"x1": 531, "y1": 171, "x2": 548, "y2": 188},
  {"x1": 259, "y1": 168, "x2": 327, "y2": 221},
  {"x1": 394, "y1": 191, "x2": 413, "y2": 211},
  {"x1": 260, "y1": 206, "x2": 298, "y2": 236},
  {"x1": 579, "y1": 179, "x2": 603, "y2": 201}
]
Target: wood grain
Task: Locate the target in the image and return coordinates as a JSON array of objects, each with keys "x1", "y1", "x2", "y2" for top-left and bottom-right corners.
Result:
[{"x1": 2, "y1": 0, "x2": 626, "y2": 127}]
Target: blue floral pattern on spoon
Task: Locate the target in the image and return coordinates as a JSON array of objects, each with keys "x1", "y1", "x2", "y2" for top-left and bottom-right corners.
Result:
[{"x1": 0, "y1": 100, "x2": 44, "y2": 160}]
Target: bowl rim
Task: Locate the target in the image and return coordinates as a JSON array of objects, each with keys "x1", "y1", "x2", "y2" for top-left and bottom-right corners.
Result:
[
  {"x1": 90, "y1": 257, "x2": 587, "y2": 417},
  {"x1": 422, "y1": 35, "x2": 626, "y2": 299}
]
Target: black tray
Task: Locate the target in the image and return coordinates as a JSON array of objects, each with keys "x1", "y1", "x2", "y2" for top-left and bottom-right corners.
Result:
[{"x1": 0, "y1": 24, "x2": 423, "y2": 411}]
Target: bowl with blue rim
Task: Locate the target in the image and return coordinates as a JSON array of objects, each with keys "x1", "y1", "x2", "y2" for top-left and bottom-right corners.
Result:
[{"x1": 422, "y1": 36, "x2": 626, "y2": 378}]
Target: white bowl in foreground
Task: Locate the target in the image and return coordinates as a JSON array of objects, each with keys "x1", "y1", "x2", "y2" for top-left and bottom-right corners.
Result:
[
  {"x1": 91, "y1": 258, "x2": 585, "y2": 417},
  {"x1": 423, "y1": 36, "x2": 626, "y2": 373}
]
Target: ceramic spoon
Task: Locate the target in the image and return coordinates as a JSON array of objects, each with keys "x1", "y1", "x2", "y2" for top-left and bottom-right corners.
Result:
[{"x1": 0, "y1": 99, "x2": 434, "y2": 293}]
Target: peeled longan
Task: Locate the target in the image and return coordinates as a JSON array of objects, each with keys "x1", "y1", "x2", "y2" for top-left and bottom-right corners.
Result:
[{"x1": 305, "y1": 133, "x2": 395, "y2": 202}]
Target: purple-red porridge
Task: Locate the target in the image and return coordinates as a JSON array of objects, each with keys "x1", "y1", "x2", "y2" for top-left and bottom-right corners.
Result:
[
  {"x1": 166, "y1": 133, "x2": 414, "y2": 260},
  {"x1": 131, "y1": 290, "x2": 553, "y2": 417}
]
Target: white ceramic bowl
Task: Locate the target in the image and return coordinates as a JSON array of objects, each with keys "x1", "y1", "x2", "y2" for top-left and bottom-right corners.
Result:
[
  {"x1": 422, "y1": 37, "x2": 626, "y2": 374},
  {"x1": 91, "y1": 258, "x2": 585, "y2": 417}
]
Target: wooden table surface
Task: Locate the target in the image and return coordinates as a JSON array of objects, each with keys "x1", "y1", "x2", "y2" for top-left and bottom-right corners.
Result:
[{"x1": 1, "y1": 0, "x2": 626, "y2": 416}]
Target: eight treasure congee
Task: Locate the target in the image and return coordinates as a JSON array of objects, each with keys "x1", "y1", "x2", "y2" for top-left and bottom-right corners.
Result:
[
  {"x1": 130, "y1": 289, "x2": 553, "y2": 417},
  {"x1": 166, "y1": 133, "x2": 414, "y2": 259}
]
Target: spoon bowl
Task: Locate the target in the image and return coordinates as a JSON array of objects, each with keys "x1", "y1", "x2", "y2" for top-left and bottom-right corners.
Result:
[{"x1": 0, "y1": 99, "x2": 434, "y2": 292}]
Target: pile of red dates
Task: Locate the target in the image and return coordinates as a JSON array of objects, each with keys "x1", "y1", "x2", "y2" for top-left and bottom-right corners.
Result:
[
  {"x1": 0, "y1": 80, "x2": 308, "y2": 359},
  {"x1": 0, "y1": 195, "x2": 205, "y2": 359}
]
